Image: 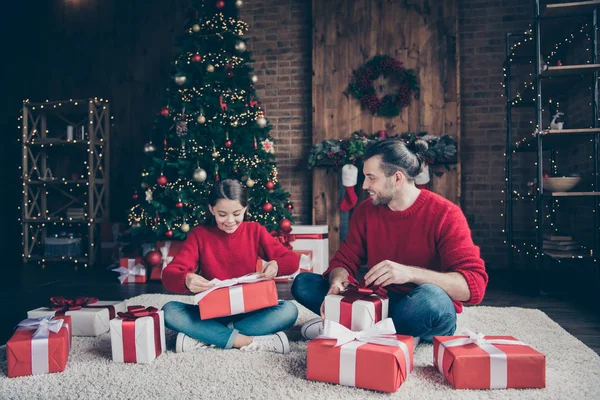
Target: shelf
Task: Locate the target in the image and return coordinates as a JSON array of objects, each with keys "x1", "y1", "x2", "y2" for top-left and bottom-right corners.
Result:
[
  {"x1": 27, "y1": 179, "x2": 89, "y2": 185},
  {"x1": 542, "y1": 1, "x2": 600, "y2": 18},
  {"x1": 25, "y1": 218, "x2": 92, "y2": 223},
  {"x1": 514, "y1": 128, "x2": 600, "y2": 151},
  {"x1": 26, "y1": 255, "x2": 90, "y2": 263},
  {"x1": 546, "y1": 191, "x2": 600, "y2": 197},
  {"x1": 541, "y1": 64, "x2": 600, "y2": 77},
  {"x1": 543, "y1": 250, "x2": 594, "y2": 259},
  {"x1": 27, "y1": 139, "x2": 92, "y2": 146}
]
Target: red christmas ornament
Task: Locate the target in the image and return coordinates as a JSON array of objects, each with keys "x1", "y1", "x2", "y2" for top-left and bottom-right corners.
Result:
[
  {"x1": 279, "y1": 218, "x2": 292, "y2": 232},
  {"x1": 145, "y1": 250, "x2": 162, "y2": 267},
  {"x1": 233, "y1": 169, "x2": 238, "y2": 174},
  {"x1": 263, "y1": 202, "x2": 273, "y2": 213},
  {"x1": 157, "y1": 175, "x2": 168, "y2": 185},
  {"x1": 175, "y1": 201, "x2": 184, "y2": 208},
  {"x1": 265, "y1": 181, "x2": 275, "y2": 190},
  {"x1": 225, "y1": 139, "x2": 232, "y2": 147},
  {"x1": 132, "y1": 193, "x2": 139, "y2": 200},
  {"x1": 192, "y1": 54, "x2": 202, "y2": 63},
  {"x1": 160, "y1": 107, "x2": 170, "y2": 116},
  {"x1": 215, "y1": 174, "x2": 220, "y2": 181},
  {"x1": 165, "y1": 229, "x2": 174, "y2": 238},
  {"x1": 285, "y1": 202, "x2": 294, "y2": 211},
  {"x1": 216, "y1": 0, "x2": 225, "y2": 9}
]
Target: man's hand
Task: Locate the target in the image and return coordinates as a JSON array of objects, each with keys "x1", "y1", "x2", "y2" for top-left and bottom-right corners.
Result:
[
  {"x1": 319, "y1": 274, "x2": 349, "y2": 319},
  {"x1": 364, "y1": 260, "x2": 415, "y2": 287},
  {"x1": 259, "y1": 260, "x2": 279, "y2": 279},
  {"x1": 185, "y1": 273, "x2": 215, "y2": 293}
]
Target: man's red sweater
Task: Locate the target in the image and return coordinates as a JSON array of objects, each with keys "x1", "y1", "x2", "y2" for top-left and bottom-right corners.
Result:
[
  {"x1": 162, "y1": 222, "x2": 299, "y2": 294},
  {"x1": 324, "y1": 190, "x2": 488, "y2": 313}
]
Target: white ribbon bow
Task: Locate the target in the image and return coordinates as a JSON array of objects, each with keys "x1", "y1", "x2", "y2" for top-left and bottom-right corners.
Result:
[
  {"x1": 299, "y1": 253, "x2": 312, "y2": 270},
  {"x1": 320, "y1": 318, "x2": 400, "y2": 347},
  {"x1": 437, "y1": 329, "x2": 529, "y2": 389},
  {"x1": 17, "y1": 316, "x2": 64, "y2": 339},
  {"x1": 112, "y1": 260, "x2": 145, "y2": 283},
  {"x1": 194, "y1": 272, "x2": 270, "y2": 303},
  {"x1": 160, "y1": 242, "x2": 174, "y2": 270}
]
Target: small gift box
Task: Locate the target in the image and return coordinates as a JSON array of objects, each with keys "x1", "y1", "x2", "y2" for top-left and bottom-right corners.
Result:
[
  {"x1": 307, "y1": 319, "x2": 413, "y2": 393},
  {"x1": 6, "y1": 316, "x2": 71, "y2": 378},
  {"x1": 433, "y1": 330, "x2": 546, "y2": 389},
  {"x1": 194, "y1": 273, "x2": 278, "y2": 320},
  {"x1": 28, "y1": 296, "x2": 126, "y2": 337},
  {"x1": 112, "y1": 257, "x2": 147, "y2": 284},
  {"x1": 287, "y1": 225, "x2": 328, "y2": 274},
  {"x1": 151, "y1": 240, "x2": 185, "y2": 280},
  {"x1": 110, "y1": 306, "x2": 166, "y2": 364},
  {"x1": 324, "y1": 277, "x2": 388, "y2": 331}
]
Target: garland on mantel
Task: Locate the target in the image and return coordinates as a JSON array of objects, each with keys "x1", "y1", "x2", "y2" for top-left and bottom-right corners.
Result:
[{"x1": 308, "y1": 130, "x2": 458, "y2": 170}]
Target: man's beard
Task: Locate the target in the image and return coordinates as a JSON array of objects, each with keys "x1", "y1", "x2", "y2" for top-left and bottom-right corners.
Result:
[{"x1": 371, "y1": 191, "x2": 393, "y2": 206}]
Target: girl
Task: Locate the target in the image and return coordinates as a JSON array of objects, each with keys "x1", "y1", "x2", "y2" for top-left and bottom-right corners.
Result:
[{"x1": 162, "y1": 179, "x2": 299, "y2": 354}]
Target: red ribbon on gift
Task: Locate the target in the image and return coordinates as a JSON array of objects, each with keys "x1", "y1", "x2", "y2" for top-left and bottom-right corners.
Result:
[
  {"x1": 118, "y1": 306, "x2": 162, "y2": 363},
  {"x1": 49, "y1": 296, "x2": 117, "y2": 319},
  {"x1": 270, "y1": 232, "x2": 328, "y2": 249},
  {"x1": 339, "y1": 276, "x2": 388, "y2": 329}
]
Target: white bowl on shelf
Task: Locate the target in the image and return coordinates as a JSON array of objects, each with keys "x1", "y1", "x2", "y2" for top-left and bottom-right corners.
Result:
[{"x1": 543, "y1": 177, "x2": 581, "y2": 192}]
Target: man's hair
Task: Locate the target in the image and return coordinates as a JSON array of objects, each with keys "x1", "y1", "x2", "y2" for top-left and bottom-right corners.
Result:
[{"x1": 364, "y1": 139, "x2": 428, "y2": 181}]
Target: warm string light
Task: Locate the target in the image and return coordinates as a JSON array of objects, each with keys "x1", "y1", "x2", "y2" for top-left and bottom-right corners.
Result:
[{"x1": 188, "y1": 13, "x2": 248, "y2": 36}]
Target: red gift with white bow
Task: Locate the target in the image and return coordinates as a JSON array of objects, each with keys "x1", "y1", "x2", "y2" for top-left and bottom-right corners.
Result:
[
  {"x1": 194, "y1": 273, "x2": 279, "y2": 320},
  {"x1": 324, "y1": 276, "x2": 389, "y2": 331},
  {"x1": 112, "y1": 257, "x2": 147, "y2": 283},
  {"x1": 307, "y1": 319, "x2": 414, "y2": 392},
  {"x1": 110, "y1": 306, "x2": 166, "y2": 364},
  {"x1": 150, "y1": 240, "x2": 185, "y2": 280},
  {"x1": 6, "y1": 316, "x2": 72, "y2": 378},
  {"x1": 433, "y1": 330, "x2": 546, "y2": 389}
]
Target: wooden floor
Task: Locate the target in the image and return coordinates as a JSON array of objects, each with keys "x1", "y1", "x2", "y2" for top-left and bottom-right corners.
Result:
[{"x1": 1, "y1": 264, "x2": 599, "y2": 355}]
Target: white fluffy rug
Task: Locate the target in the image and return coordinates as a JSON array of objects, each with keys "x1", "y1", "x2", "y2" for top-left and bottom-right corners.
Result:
[{"x1": 1, "y1": 294, "x2": 599, "y2": 400}]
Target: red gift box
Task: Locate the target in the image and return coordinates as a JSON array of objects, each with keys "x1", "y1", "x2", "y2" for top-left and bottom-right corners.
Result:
[
  {"x1": 151, "y1": 240, "x2": 185, "y2": 280},
  {"x1": 113, "y1": 257, "x2": 147, "y2": 284},
  {"x1": 306, "y1": 319, "x2": 413, "y2": 393},
  {"x1": 433, "y1": 331, "x2": 546, "y2": 389},
  {"x1": 6, "y1": 316, "x2": 71, "y2": 378},
  {"x1": 194, "y1": 275, "x2": 278, "y2": 320}
]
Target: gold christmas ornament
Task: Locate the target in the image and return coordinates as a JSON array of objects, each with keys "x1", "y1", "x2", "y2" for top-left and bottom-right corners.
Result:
[
  {"x1": 246, "y1": 178, "x2": 255, "y2": 188},
  {"x1": 192, "y1": 24, "x2": 200, "y2": 32},
  {"x1": 181, "y1": 223, "x2": 190, "y2": 233},
  {"x1": 143, "y1": 142, "x2": 156, "y2": 153},
  {"x1": 251, "y1": 75, "x2": 258, "y2": 83},
  {"x1": 257, "y1": 117, "x2": 267, "y2": 127},
  {"x1": 206, "y1": 64, "x2": 215, "y2": 73},
  {"x1": 197, "y1": 114, "x2": 206, "y2": 124},
  {"x1": 174, "y1": 75, "x2": 187, "y2": 86},
  {"x1": 193, "y1": 167, "x2": 207, "y2": 182},
  {"x1": 235, "y1": 0, "x2": 243, "y2": 8},
  {"x1": 212, "y1": 151, "x2": 219, "y2": 158},
  {"x1": 235, "y1": 41, "x2": 247, "y2": 52}
]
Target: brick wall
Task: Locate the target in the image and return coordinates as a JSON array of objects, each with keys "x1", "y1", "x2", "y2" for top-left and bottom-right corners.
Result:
[
  {"x1": 459, "y1": 0, "x2": 532, "y2": 269},
  {"x1": 240, "y1": 0, "x2": 313, "y2": 224}
]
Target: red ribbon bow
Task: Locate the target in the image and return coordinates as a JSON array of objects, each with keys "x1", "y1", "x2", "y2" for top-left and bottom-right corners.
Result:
[
  {"x1": 117, "y1": 305, "x2": 159, "y2": 320},
  {"x1": 270, "y1": 232, "x2": 293, "y2": 249},
  {"x1": 50, "y1": 296, "x2": 99, "y2": 312},
  {"x1": 345, "y1": 276, "x2": 388, "y2": 297}
]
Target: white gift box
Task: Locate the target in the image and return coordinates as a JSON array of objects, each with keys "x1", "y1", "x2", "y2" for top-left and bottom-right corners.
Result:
[
  {"x1": 289, "y1": 225, "x2": 329, "y2": 274},
  {"x1": 27, "y1": 301, "x2": 126, "y2": 337},
  {"x1": 110, "y1": 309, "x2": 166, "y2": 364},
  {"x1": 324, "y1": 293, "x2": 389, "y2": 332}
]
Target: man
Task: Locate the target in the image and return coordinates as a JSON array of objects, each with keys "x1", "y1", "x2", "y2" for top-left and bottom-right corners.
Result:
[{"x1": 291, "y1": 139, "x2": 488, "y2": 343}]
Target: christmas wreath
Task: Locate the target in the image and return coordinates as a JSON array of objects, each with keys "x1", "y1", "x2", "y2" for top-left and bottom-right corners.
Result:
[
  {"x1": 348, "y1": 55, "x2": 419, "y2": 118},
  {"x1": 308, "y1": 131, "x2": 458, "y2": 169}
]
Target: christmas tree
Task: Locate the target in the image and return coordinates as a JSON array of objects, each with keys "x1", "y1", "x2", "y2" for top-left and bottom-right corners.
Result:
[{"x1": 128, "y1": 0, "x2": 294, "y2": 242}]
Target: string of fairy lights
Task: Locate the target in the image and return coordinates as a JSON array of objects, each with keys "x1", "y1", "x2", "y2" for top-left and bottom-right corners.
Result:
[
  {"x1": 188, "y1": 12, "x2": 248, "y2": 37},
  {"x1": 17, "y1": 98, "x2": 113, "y2": 266},
  {"x1": 502, "y1": 21, "x2": 599, "y2": 262}
]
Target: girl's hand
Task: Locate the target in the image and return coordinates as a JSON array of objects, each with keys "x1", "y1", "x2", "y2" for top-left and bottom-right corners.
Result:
[
  {"x1": 259, "y1": 260, "x2": 279, "y2": 279},
  {"x1": 185, "y1": 273, "x2": 214, "y2": 293}
]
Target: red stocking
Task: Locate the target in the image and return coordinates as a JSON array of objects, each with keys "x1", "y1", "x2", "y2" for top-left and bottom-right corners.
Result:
[{"x1": 340, "y1": 164, "x2": 358, "y2": 211}]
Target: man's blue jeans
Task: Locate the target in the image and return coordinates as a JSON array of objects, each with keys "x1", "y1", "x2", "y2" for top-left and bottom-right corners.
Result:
[
  {"x1": 162, "y1": 300, "x2": 298, "y2": 349},
  {"x1": 291, "y1": 272, "x2": 456, "y2": 342}
]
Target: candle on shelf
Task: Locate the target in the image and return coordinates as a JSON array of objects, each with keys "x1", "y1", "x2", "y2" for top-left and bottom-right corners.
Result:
[{"x1": 67, "y1": 125, "x2": 74, "y2": 141}]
